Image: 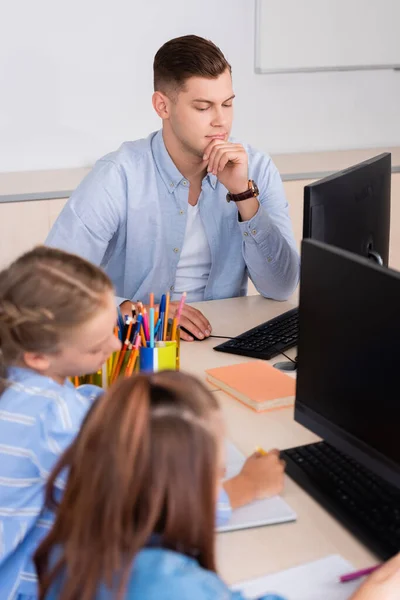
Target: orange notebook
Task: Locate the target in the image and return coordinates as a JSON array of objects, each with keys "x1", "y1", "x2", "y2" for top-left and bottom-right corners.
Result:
[{"x1": 206, "y1": 361, "x2": 296, "y2": 413}]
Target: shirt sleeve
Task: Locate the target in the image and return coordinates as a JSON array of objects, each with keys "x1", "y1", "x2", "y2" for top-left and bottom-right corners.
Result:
[
  {"x1": 237, "y1": 154, "x2": 300, "y2": 301},
  {"x1": 46, "y1": 159, "x2": 126, "y2": 267}
]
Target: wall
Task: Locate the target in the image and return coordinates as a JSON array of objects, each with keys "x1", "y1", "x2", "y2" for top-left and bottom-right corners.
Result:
[{"x1": 1, "y1": 0, "x2": 400, "y2": 173}]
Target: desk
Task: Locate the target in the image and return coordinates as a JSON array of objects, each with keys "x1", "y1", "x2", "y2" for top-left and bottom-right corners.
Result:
[
  {"x1": 181, "y1": 295, "x2": 376, "y2": 586},
  {"x1": 180, "y1": 295, "x2": 297, "y2": 383}
]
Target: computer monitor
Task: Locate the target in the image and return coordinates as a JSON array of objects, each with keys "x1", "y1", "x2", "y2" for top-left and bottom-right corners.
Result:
[
  {"x1": 295, "y1": 238, "x2": 400, "y2": 489},
  {"x1": 303, "y1": 153, "x2": 391, "y2": 266}
]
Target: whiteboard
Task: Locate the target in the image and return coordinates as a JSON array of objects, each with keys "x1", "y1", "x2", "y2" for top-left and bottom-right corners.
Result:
[{"x1": 255, "y1": 0, "x2": 400, "y2": 73}]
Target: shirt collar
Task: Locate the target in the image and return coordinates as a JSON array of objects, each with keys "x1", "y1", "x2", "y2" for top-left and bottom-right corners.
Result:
[{"x1": 151, "y1": 129, "x2": 218, "y2": 193}]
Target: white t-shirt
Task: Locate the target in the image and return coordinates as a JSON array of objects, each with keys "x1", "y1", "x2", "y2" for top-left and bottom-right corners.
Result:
[{"x1": 172, "y1": 203, "x2": 211, "y2": 302}]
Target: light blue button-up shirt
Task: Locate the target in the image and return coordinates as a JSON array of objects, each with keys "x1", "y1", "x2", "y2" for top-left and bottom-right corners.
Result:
[{"x1": 46, "y1": 130, "x2": 299, "y2": 306}]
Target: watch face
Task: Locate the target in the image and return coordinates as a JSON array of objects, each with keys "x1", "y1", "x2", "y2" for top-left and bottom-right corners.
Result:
[{"x1": 250, "y1": 180, "x2": 259, "y2": 196}]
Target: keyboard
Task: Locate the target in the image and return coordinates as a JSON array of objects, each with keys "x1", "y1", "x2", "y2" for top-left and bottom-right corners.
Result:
[
  {"x1": 281, "y1": 441, "x2": 400, "y2": 560},
  {"x1": 213, "y1": 307, "x2": 299, "y2": 361}
]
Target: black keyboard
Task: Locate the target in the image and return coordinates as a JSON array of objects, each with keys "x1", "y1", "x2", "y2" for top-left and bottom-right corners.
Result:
[
  {"x1": 282, "y1": 441, "x2": 400, "y2": 560},
  {"x1": 213, "y1": 308, "x2": 299, "y2": 360}
]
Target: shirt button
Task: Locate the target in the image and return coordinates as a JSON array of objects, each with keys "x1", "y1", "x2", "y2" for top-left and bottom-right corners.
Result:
[
  {"x1": 251, "y1": 229, "x2": 257, "y2": 235},
  {"x1": 244, "y1": 232, "x2": 249, "y2": 237},
  {"x1": 267, "y1": 257, "x2": 272, "y2": 263},
  {"x1": 173, "y1": 247, "x2": 179, "y2": 253},
  {"x1": 169, "y1": 182, "x2": 174, "y2": 187},
  {"x1": 182, "y1": 180, "x2": 188, "y2": 186},
  {"x1": 170, "y1": 285, "x2": 175, "y2": 291},
  {"x1": 179, "y1": 210, "x2": 184, "y2": 215}
]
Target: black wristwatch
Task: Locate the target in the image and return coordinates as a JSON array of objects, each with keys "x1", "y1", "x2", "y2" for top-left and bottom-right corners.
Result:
[{"x1": 226, "y1": 180, "x2": 259, "y2": 203}]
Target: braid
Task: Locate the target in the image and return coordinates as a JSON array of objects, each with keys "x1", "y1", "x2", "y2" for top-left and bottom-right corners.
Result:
[
  {"x1": 35, "y1": 263, "x2": 104, "y2": 301},
  {"x1": 0, "y1": 245, "x2": 113, "y2": 397},
  {"x1": 0, "y1": 300, "x2": 55, "y2": 329}
]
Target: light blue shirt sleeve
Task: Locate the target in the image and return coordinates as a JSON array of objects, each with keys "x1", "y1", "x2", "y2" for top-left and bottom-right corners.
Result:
[
  {"x1": 46, "y1": 159, "x2": 125, "y2": 266},
  {"x1": 238, "y1": 153, "x2": 300, "y2": 300},
  {"x1": 46, "y1": 159, "x2": 128, "y2": 305}
]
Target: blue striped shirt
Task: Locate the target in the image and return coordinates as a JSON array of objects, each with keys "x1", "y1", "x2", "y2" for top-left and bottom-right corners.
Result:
[
  {"x1": 0, "y1": 369, "x2": 232, "y2": 599},
  {"x1": 0, "y1": 367, "x2": 90, "y2": 600}
]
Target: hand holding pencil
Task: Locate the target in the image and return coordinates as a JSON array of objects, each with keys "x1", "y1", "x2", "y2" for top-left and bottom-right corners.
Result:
[
  {"x1": 348, "y1": 552, "x2": 400, "y2": 600},
  {"x1": 223, "y1": 449, "x2": 285, "y2": 510}
]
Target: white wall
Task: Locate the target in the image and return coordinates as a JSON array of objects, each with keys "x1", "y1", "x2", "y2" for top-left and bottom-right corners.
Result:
[{"x1": 1, "y1": 0, "x2": 400, "y2": 173}]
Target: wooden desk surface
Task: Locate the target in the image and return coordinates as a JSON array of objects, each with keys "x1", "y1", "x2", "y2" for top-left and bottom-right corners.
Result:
[
  {"x1": 180, "y1": 295, "x2": 297, "y2": 385},
  {"x1": 180, "y1": 296, "x2": 377, "y2": 586},
  {"x1": 1, "y1": 146, "x2": 399, "y2": 202}
]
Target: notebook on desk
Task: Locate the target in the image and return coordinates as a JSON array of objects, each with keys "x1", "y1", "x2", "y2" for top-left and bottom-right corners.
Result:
[
  {"x1": 232, "y1": 555, "x2": 360, "y2": 600},
  {"x1": 207, "y1": 362, "x2": 295, "y2": 413},
  {"x1": 218, "y1": 441, "x2": 296, "y2": 533}
]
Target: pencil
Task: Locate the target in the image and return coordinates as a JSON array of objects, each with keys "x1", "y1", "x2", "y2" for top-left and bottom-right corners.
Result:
[
  {"x1": 149, "y1": 292, "x2": 154, "y2": 310},
  {"x1": 142, "y1": 308, "x2": 150, "y2": 342},
  {"x1": 112, "y1": 319, "x2": 134, "y2": 382},
  {"x1": 163, "y1": 293, "x2": 170, "y2": 341},
  {"x1": 255, "y1": 446, "x2": 268, "y2": 456},
  {"x1": 149, "y1": 307, "x2": 155, "y2": 348},
  {"x1": 171, "y1": 292, "x2": 186, "y2": 342},
  {"x1": 154, "y1": 318, "x2": 162, "y2": 339},
  {"x1": 125, "y1": 337, "x2": 141, "y2": 377},
  {"x1": 176, "y1": 291, "x2": 187, "y2": 321},
  {"x1": 339, "y1": 565, "x2": 379, "y2": 583},
  {"x1": 140, "y1": 324, "x2": 147, "y2": 347}
]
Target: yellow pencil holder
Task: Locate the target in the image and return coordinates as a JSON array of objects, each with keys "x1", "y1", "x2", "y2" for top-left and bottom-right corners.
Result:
[
  {"x1": 73, "y1": 327, "x2": 180, "y2": 388},
  {"x1": 139, "y1": 340, "x2": 179, "y2": 373}
]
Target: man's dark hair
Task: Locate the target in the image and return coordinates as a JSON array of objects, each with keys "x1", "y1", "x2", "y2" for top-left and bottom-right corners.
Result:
[{"x1": 154, "y1": 34, "x2": 231, "y2": 93}]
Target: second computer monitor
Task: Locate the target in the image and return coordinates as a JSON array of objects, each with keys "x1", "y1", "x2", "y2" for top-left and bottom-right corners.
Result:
[
  {"x1": 303, "y1": 153, "x2": 391, "y2": 266},
  {"x1": 296, "y1": 239, "x2": 400, "y2": 489}
]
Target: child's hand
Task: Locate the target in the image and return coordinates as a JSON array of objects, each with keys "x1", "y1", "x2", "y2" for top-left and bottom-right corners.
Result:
[
  {"x1": 223, "y1": 449, "x2": 286, "y2": 509},
  {"x1": 240, "y1": 450, "x2": 286, "y2": 500},
  {"x1": 349, "y1": 553, "x2": 400, "y2": 600}
]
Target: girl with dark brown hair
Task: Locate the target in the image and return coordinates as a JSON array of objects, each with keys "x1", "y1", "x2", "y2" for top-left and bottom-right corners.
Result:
[
  {"x1": 35, "y1": 372, "x2": 400, "y2": 600},
  {"x1": 35, "y1": 371, "x2": 287, "y2": 600}
]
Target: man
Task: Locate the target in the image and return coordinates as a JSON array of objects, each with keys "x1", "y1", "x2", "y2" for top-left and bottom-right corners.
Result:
[{"x1": 46, "y1": 35, "x2": 299, "y2": 341}]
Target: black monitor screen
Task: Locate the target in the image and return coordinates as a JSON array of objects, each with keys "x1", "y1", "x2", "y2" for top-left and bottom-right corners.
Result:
[
  {"x1": 303, "y1": 153, "x2": 391, "y2": 266},
  {"x1": 295, "y1": 239, "x2": 400, "y2": 488}
]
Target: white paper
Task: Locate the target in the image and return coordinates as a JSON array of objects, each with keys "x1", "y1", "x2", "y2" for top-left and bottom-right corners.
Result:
[
  {"x1": 219, "y1": 441, "x2": 297, "y2": 533},
  {"x1": 225, "y1": 439, "x2": 246, "y2": 465},
  {"x1": 232, "y1": 555, "x2": 362, "y2": 600}
]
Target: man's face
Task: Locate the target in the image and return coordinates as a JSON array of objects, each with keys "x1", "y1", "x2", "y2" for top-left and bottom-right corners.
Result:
[{"x1": 166, "y1": 69, "x2": 234, "y2": 158}]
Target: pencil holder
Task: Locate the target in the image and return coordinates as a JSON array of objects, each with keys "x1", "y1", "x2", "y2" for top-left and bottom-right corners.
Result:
[
  {"x1": 139, "y1": 340, "x2": 179, "y2": 373},
  {"x1": 72, "y1": 326, "x2": 181, "y2": 388}
]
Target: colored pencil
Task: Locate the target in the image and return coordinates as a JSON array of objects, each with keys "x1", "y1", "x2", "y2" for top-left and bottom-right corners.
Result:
[
  {"x1": 340, "y1": 565, "x2": 379, "y2": 583},
  {"x1": 163, "y1": 293, "x2": 170, "y2": 341}
]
